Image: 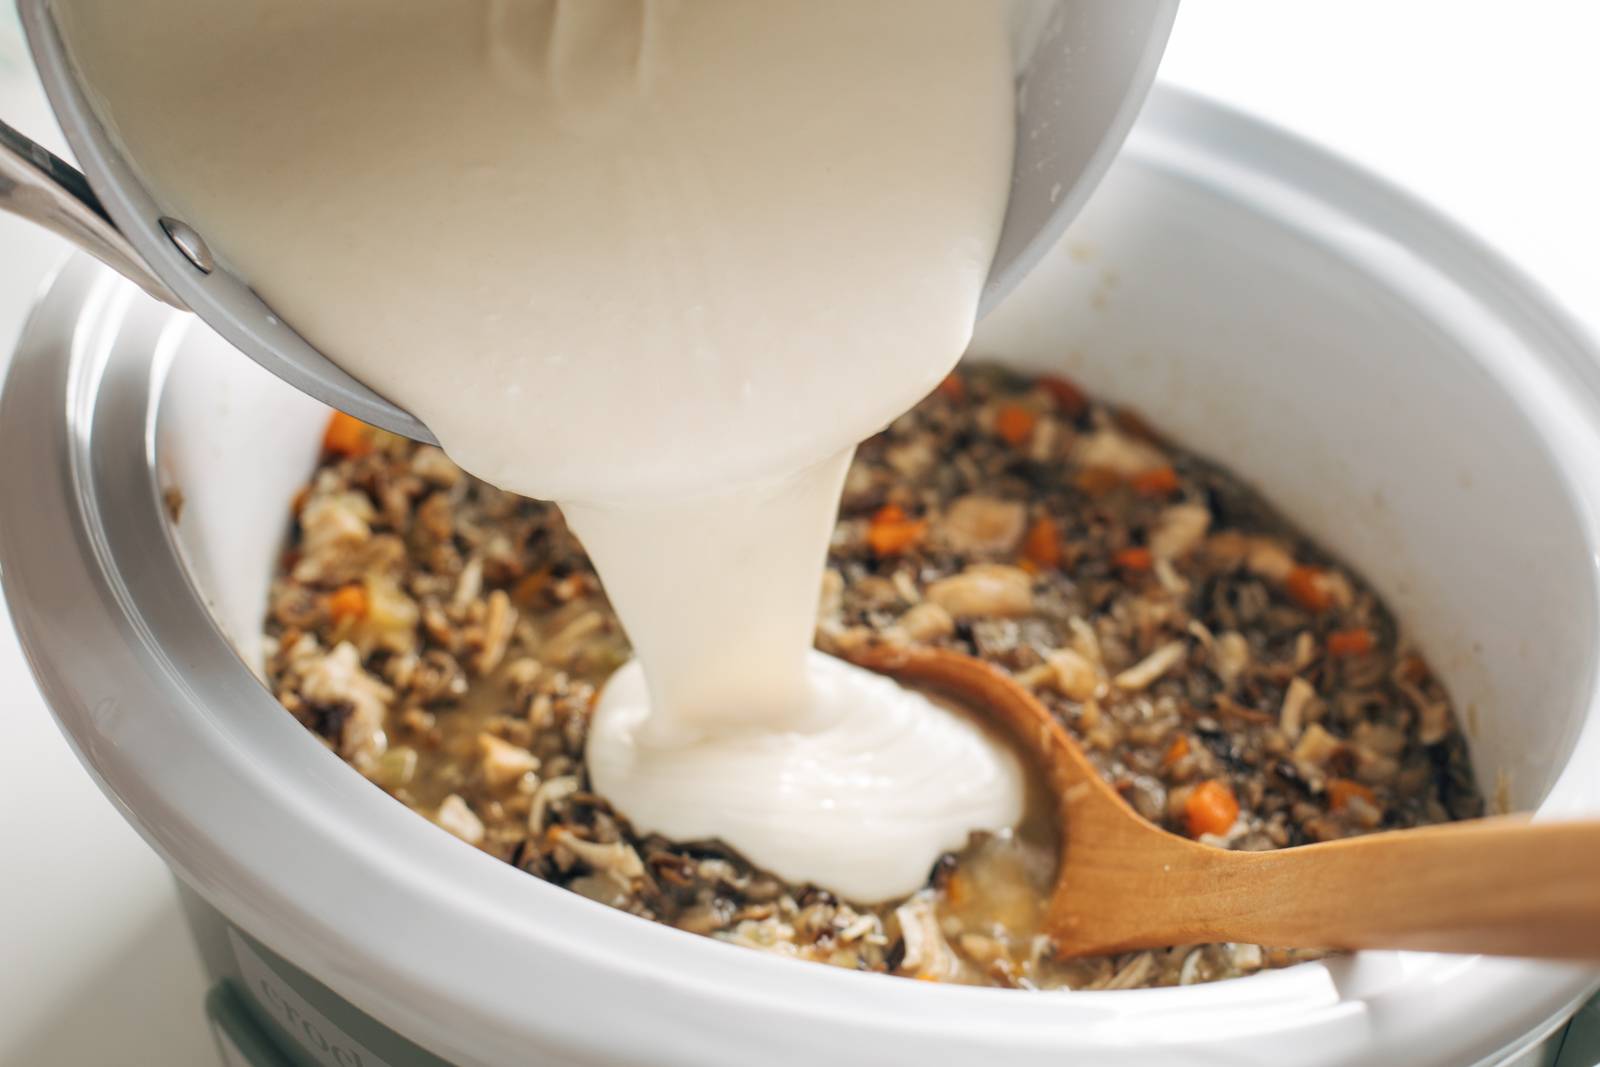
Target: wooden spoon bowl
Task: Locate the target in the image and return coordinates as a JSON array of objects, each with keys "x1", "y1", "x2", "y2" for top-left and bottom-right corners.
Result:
[{"x1": 850, "y1": 643, "x2": 1600, "y2": 960}]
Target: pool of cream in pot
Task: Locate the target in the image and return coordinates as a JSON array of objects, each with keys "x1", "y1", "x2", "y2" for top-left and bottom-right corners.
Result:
[{"x1": 56, "y1": 0, "x2": 1026, "y2": 901}]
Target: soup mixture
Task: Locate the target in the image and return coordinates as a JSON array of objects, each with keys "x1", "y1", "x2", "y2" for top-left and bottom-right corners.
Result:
[{"x1": 263, "y1": 367, "x2": 1481, "y2": 989}]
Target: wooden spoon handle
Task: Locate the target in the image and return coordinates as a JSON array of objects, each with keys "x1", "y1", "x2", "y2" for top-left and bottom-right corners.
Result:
[
  {"x1": 846, "y1": 643, "x2": 1600, "y2": 961},
  {"x1": 1209, "y1": 815, "x2": 1600, "y2": 958}
]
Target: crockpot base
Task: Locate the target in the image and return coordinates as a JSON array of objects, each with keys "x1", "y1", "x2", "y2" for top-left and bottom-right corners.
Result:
[{"x1": 4, "y1": 88, "x2": 1599, "y2": 1066}]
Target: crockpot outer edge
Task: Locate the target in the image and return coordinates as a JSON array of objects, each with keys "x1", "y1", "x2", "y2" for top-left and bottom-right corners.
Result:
[{"x1": 3, "y1": 86, "x2": 1600, "y2": 1065}]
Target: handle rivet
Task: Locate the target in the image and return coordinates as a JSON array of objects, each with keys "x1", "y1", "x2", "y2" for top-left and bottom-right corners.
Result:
[{"x1": 159, "y1": 216, "x2": 214, "y2": 274}]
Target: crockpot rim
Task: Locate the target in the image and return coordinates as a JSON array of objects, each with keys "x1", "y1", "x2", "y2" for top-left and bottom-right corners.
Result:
[{"x1": 4, "y1": 86, "x2": 1600, "y2": 1065}]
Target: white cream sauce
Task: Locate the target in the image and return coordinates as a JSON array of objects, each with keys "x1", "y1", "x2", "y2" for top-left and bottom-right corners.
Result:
[{"x1": 58, "y1": 0, "x2": 1026, "y2": 901}]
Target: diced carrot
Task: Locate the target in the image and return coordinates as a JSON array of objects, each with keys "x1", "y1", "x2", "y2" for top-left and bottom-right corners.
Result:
[
  {"x1": 934, "y1": 372, "x2": 966, "y2": 402},
  {"x1": 1073, "y1": 466, "x2": 1123, "y2": 497},
  {"x1": 322, "y1": 411, "x2": 374, "y2": 457},
  {"x1": 1326, "y1": 627, "x2": 1375, "y2": 658},
  {"x1": 328, "y1": 583, "x2": 369, "y2": 623},
  {"x1": 1131, "y1": 465, "x2": 1180, "y2": 497},
  {"x1": 944, "y1": 872, "x2": 969, "y2": 907},
  {"x1": 1326, "y1": 777, "x2": 1377, "y2": 812},
  {"x1": 867, "y1": 503, "x2": 927, "y2": 557},
  {"x1": 1039, "y1": 374, "x2": 1088, "y2": 417},
  {"x1": 1285, "y1": 565, "x2": 1334, "y2": 613},
  {"x1": 1161, "y1": 734, "x2": 1191, "y2": 769},
  {"x1": 994, "y1": 404, "x2": 1038, "y2": 446},
  {"x1": 1185, "y1": 779, "x2": 1240, "y2": 838},
  {"x1": 1021, "y1": 516, "x2": 1062, "y2": 570},
  {"x1": 512, "y1": 568, "x2": 551, "y2": 606},
  {"x1": 1113, "y1": 546, "x2": 1153, "y2": 572}
]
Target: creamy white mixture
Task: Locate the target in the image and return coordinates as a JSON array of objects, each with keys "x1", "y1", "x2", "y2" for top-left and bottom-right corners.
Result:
[{"x1": 59, "y1": 0, "x2": 1025, "y2": 901}]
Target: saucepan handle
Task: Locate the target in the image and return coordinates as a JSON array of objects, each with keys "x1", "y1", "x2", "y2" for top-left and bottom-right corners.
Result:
[{"x1": 0, "y1": 116, "x2": 183, "y2": 307}]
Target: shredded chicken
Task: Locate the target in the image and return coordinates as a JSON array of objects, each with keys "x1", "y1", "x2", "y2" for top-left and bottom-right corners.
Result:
[
  {"x1": 1293, "y1": 722, "x2": 1343, "y2": 771},
  {"x1": 896, "y1": 602, "x2": 955, "y2": 642},
  {"x1": 1047, "y1": 647, "x2": 1102, "y2": 702},
  {"x1": 1149, "y1": 504, "x2": 1211, "y2": 561},
  {"x1": 1279, "y1": 677, "x2": 1316, "y2": 740},
  {"x1": 940, "y1": 495, "x2": 1027, "y2": 556},
  {"x1": 528, "y1": 775, "x2": 581, "y2": 832},
  {"x1": 1113, "y1": 641, "x2": 1187, "y2": 692},
  {"x1": 926, "y1": 564, "x2": 1034, "y2": 618},
  {"x1": 295, "y1": 641, "x2": 393, "y2": 766},
  {"x1": 1072, "y1": 427, "x2": 1167, "y2": 477},
  {"x1": 895, "y1": 895, "x2": 959, "y2": 981},
  {"x1": 478, "y1": 733, "x2": 539, "y2": 790},
  {"x1": 435, "y1": 794, "x2": 485, "y2": 844},
  {"x1": 550, "y1": 829, "x2": 646, "y2": 889},
  {"x1": 1212, "y1": 631, "x2": 1250, "y2": 691}
]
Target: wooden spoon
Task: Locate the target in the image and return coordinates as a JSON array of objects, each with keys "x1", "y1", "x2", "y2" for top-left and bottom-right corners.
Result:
[{"x1": 849, "y1": 643, "x2": 1600, "y2": 960}]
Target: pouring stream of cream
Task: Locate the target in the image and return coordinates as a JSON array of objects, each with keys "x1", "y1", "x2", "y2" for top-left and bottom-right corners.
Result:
[{"x1": 57, "y1": 0, "x2": 1026, "y2": 900}]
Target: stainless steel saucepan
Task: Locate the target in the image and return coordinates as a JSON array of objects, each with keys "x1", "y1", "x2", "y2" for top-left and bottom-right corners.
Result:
[{"x1": 2, "y1": 0, "x2": 1177, "y2": 443}]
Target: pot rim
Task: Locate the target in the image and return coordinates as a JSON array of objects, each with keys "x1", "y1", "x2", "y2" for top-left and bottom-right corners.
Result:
[{"x1": 4, "y1": 87, "x2": 1600, "y2": 1065}]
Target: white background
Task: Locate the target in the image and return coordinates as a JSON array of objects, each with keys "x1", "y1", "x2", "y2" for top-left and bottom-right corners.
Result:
[{"x1": 2, "y1": 4, "x2": 1597, "y2": 1064}]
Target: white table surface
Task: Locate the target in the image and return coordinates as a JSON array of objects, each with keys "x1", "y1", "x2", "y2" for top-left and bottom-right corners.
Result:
[{"x1": 2, "y1": 5, "x2": 1597, "y2": 1065}]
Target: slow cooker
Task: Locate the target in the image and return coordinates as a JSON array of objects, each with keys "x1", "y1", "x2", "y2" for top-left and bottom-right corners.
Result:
[{"x1": 3, "y1": 88, "x2": 1598, "y2": 1066}]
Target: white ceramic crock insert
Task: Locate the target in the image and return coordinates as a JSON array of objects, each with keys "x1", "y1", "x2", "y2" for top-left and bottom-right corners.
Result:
[{"x1": 3, "y1": 88, "x2": 1598, "y2": 1066}]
